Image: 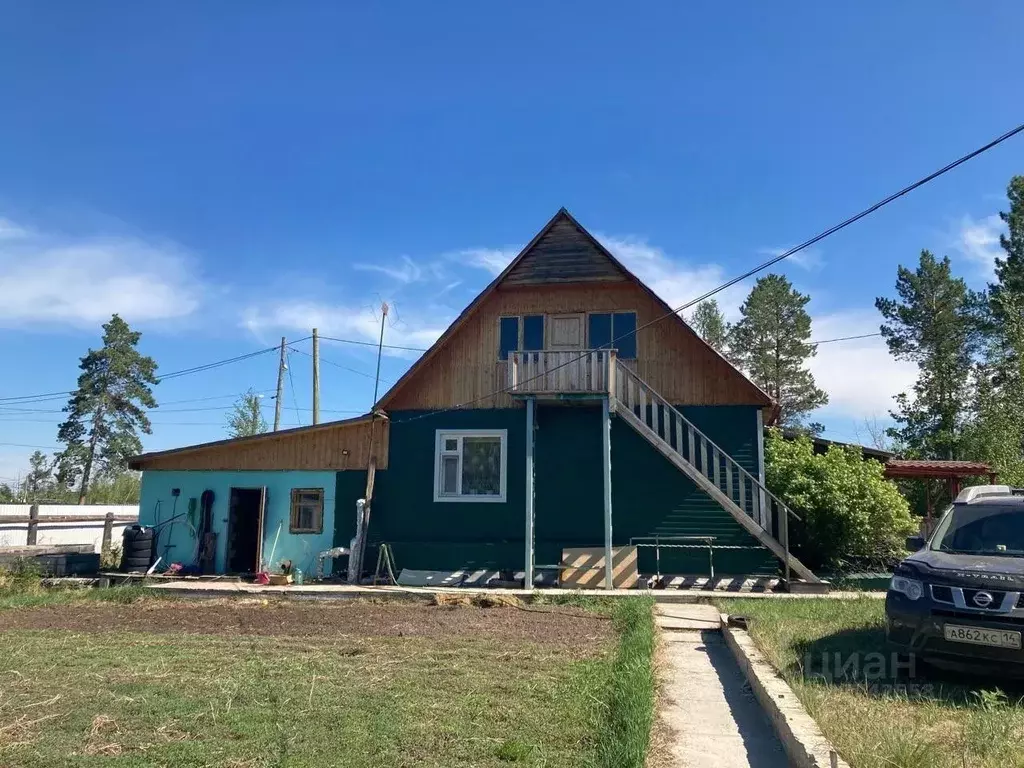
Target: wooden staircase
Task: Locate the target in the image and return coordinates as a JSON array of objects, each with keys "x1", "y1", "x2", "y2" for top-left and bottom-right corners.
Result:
[{"x1": 611, "y1": 360, "x2": 822, "y2": 585}]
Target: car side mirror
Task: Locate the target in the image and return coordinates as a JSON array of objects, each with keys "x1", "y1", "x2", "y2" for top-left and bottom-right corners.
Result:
[{"x1": 905, "y1": 535, "x2": 926, "y2": 551}]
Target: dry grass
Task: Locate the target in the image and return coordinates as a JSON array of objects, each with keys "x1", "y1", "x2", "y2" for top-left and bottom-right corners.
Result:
[
  {"x1": 0, "y1": 591, "x2": 632, "y2": 768},
  {"x1": 717, "y1": 597, "x2": 1024, "y2": 768}
]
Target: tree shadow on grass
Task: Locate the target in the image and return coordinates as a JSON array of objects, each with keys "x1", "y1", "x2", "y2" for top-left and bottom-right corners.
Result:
[{"x1": 786, "y1": 625, "x2": 1024, "y2": 706}]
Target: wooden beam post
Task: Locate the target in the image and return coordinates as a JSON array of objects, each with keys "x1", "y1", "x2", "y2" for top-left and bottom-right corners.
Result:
[
  {"x1": 101, "y1": 511, "x2": 114, "y2": 558},
  {"x1": 312, "y1": 327, "x2": 320, "y2": 425},
  {"x1": 602, "y1": 395, "x2": 613, "y2": 590},
  {"x1": 524, "y1": 397, "x2": 535, "y2": 590},
  {"x1": 273, "y1": 336, "x2": 286, "y2": 431},
  {"x1": 26, "y1": 504, "x2": 39, "y2": 546}
]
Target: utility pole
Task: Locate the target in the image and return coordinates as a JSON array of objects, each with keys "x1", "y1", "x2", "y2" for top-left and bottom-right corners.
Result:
[
  {"x1": 312, "y1": 328, "x2": 320, "y2": 425},
  {"x1": 352, "y1": 303, "x2": 389, "y2": 582},
  {"x1": 273, "y1": 336, "x2": 286, "y2": 432}
]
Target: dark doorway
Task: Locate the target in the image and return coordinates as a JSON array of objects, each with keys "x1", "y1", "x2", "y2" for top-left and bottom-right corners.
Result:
[{"x1": 227, "y1": 487, "x2": 266, "y2": 573}]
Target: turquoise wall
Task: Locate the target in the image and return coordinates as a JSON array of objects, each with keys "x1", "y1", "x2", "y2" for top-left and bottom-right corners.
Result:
[
  {"x1": 361, "y1": 404, "x2": 776, "y2": 576},
  {"x1": 139, "y1": 470, "x2": 338, "y2": 576}
]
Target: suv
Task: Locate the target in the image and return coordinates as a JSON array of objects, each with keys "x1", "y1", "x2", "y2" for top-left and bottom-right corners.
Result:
[{"x1": 886, "y1": 485, "x2": 1024, "y2": 675}]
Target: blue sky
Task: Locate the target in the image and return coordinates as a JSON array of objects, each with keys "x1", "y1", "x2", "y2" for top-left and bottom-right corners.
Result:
[{"x1": 1, "y1": 2, "x2": 1022, "y2": 482}]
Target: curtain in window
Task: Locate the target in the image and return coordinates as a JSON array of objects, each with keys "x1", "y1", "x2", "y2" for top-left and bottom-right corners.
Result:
[{"x1": 461, "y1": 436, "x2": 501, "y2": 495}]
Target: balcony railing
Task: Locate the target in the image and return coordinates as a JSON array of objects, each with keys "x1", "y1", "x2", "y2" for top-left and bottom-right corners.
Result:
[{"x1": 506, "y1": 349, "x2": 616, "y2": 395}]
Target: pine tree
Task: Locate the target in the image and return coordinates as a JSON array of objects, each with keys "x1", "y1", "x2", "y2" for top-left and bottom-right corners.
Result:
[
  {"x1": 728, "y1": 274, "x2": 828, "y2": 428},
  {"x1": 56, "y1": 315, "x2": 159, "y2": 503},
  {"x1": 968, "y1": 179, "x2": 1024, "y2": 480},
  {"x1": 691, "y1": 299, "x2": 729, "y2": 353},
  {"x1": 990, "y1": 176, "x2": 1024, "y2": 323},
  {"x1": 23, "y1": 450, "x2": 53, "y2": 501},
  {"x1": 875, "y1": 251, "x2": 983, "y2": 459},
  {"x1": 226, "y1": 388, "x2": 268, "y2": 438}
]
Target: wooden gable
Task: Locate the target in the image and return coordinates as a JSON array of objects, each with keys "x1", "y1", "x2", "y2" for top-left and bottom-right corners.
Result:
[
  {"x1": 378, "y1": 209, "x2": 772, "y2": 411},
  {"x1": 129, "y1": 416, "x2": 389, "y2": 471},
  {"x1": 503, "y1": 216, "x2": 627, "y2": 286}
]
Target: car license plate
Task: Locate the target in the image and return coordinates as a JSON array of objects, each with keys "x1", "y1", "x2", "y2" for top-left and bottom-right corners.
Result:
[{"x1": 944, "y1": 624, "x2": 1022, "y2": 649}]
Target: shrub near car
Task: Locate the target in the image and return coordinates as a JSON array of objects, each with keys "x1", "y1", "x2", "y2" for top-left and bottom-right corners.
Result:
[{"x1": 886, "y1": 485, "x2": 1024, "y2": 674}]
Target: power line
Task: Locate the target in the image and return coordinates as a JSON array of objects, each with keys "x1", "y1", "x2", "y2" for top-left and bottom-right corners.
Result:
[
  {"x1": 0, "y1": 340, "x2": 310, "y2": 404},
  {"x1": 390, "y1": 119, "x2": 1024, "y2": 426},
  {"x1": 0, "y1": 442, "x2": 60, "y2": 450},
  {"x1": 811, "y1": 332, "x2": 883, "y2": 345},
  {"x1": 286, "y1": 351, "x2": 302, "y2": 426},
  {"x1": 288, "y1": 346, "x2": 394, "y2": 384},
  {"x1": 319, "y1": 335, "x2": 428, "y2": 354}
]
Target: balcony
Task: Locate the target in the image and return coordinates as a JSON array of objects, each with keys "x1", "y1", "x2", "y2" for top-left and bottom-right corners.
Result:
[{"x1": 506, "y1": 349, "x2": 616, "y2": 397}]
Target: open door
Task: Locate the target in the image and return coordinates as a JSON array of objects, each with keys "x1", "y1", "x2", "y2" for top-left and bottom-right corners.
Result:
[{"x1": 226, "y1": 487, "x2": 267, "y2": 574}]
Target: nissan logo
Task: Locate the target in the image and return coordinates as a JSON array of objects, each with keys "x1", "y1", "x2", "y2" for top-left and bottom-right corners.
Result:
[{"x1": 973, "y1": 591, "x2": 995, "y2": 608}]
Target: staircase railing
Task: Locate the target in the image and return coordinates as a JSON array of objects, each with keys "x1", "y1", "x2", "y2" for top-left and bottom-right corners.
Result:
[{"x1": 612, "y1": 360, "x2": 802, "y2": 583}]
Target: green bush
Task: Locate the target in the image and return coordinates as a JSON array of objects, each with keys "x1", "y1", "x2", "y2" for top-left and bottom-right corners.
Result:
[{"x1": 765, "y1": 429, "x2": 917, "y2": 570}]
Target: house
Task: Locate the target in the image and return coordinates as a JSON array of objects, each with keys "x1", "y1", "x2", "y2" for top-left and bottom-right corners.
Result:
[{"x1": 130, "y1": 209, "x2": 822, "y2": 588}]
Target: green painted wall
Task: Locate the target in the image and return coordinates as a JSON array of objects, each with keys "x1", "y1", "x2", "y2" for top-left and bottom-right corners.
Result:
[{"x1": 347, "y1": 404, "x2": 777, "y2": 576}]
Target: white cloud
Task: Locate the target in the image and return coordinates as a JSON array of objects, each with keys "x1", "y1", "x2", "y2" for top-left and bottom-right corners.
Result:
[
  {"x1": 241, "y1": 300, "x2": 448, "y2": 357},
  {"x1": 453, "y1": 247, "x2": 521, "y2": 276},
  {"x1": 808, "y1": 309, "x2": 916, "y2": 419},
  {"x1": 354, "y1": 255, "x2": 425, "y2": 284},
  {"x1": 757, "y1": 246, "x2": 824, "y2": 271},
  {"x1": 597, "y1": 234, "x2": 750, "y2": 321},
  {"x1": 955, "y1": 214, "x2": 1004, "y2": 279},
  {"x1": 0, "y1": 218, "x2": 203, "y2": 327},
  {"x1": 0, "y1": 218, "x2": 30, "y2": 240}
]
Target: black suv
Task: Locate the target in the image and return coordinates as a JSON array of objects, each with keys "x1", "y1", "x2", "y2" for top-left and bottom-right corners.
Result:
[{"x1": 886, "y1": 486, "x2": 1024, "y2": 675}]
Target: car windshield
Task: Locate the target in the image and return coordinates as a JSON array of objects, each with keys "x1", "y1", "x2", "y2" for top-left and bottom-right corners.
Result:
[{"x1": 931, "y1": 504, "x2": 1024, "y2": 556}]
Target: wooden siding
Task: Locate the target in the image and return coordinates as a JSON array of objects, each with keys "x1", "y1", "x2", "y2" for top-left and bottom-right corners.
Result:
[
  {"x1": 503, "y1": 217, "x2": 627, "y2": 286},
  {"x1": 134, "y1": 420, "x2": 389, "y2": 471},
  {"x1": 386, "y1": 282, "x2": 767, "y2": 410}
]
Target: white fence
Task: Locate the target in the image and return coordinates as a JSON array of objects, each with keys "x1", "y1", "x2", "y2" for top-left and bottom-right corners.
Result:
[{"x1": 0, "y1": 504, "x2": 139, "y2": 553}]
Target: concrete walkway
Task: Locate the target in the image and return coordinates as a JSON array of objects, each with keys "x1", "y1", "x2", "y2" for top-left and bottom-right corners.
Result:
[{"x1": 655, "y1": 605, "x2": 787, "y2": 768}]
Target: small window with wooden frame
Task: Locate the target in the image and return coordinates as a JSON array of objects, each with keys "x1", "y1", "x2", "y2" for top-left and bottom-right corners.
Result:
[{"x1": 289, "y1": 488, "x2": 324, "y2": 534}]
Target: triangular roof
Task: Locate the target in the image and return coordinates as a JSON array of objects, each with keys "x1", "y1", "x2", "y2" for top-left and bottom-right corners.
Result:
[{"x1": 377, "y1": 208, "x2": 772, "y2": 409}]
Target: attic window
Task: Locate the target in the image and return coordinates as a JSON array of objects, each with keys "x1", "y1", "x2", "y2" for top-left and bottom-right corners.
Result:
[
  {"x1": 290, "y1": 488, "x2": 324, "y2": 534},
  {"x1": 498, "y1": 315, "x2": 545, "y2": 360},
  {"x1": 588, "y1": 312, "x2": 637, "y2": 359}
]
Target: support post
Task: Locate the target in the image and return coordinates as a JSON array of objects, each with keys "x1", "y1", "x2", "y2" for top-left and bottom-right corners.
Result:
[
  {"x1": 312, "y1": 327, "x2": 320, "y2": 425},
  {"x1": 27, "y1": 503, "x2": 39, "y2": 545},
  {"x1": 101, "y1": 511, "x2": 114, "y2": 558},
  {"x1": 756, "y1": 408, "x2": 767, "y2": 528},
  {"x1": 273, "y1": 336, "x2": 286, "y2": 431},
  {"x1": 602, "y1": 395, "x2": 614, "y2": 590},
  {"x1": 524, "y1": 397, "x2": 535, "y2": 590},
  {"x1": 348, "y1": 498, "x2": 366, "y2": 584}
]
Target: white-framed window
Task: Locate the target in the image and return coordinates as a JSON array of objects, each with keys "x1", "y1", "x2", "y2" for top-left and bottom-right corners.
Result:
[{"x1": 433, "y1": 429, "x2": 507, "y2": 503}]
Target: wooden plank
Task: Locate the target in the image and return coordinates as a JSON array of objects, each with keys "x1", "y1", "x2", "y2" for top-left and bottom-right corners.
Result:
[
  {"x1": 699, "y1": 439, "x2": 708, "y2": 479},
  {"x1": 739, "y1": 474, "x2": 747, "y2": 515},
  {"x1": 712, "y1": 448, "x2": 721, "y2": 490},
  {"x1": 559, "y1": 545, "x2": 639, "y2": 590},
  {"x1": 725, "y1": 462, "x2": 733, "y2": 504},
  {"x1": 0, "y1": 514, "x2": 138, "y2": 524},
  {"x1": 687, "y1": 423, "x2": 696, "y2": 465}
]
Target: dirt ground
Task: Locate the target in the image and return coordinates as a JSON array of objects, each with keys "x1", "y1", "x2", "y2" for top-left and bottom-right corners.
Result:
[{"x1": 2, "y1": 597, "x2": 612, "y2": 651}]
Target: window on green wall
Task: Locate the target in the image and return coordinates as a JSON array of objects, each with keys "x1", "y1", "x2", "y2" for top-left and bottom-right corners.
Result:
[
  {"x1": 434, "y1": 429, "x2": 507, "y2": 502},
  {"x1": 290, "y1": 488, "x2": 324, "y2": 533}
]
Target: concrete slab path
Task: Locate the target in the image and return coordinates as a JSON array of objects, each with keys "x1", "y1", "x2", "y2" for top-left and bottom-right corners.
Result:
[{"x1": 656, "y1": 610, "x2": 787, "y2": 767}]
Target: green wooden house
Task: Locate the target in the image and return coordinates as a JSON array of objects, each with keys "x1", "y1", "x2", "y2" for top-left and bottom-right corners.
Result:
[{"x1": 132, "y1": 209, "x2": 821, "y2": 589}]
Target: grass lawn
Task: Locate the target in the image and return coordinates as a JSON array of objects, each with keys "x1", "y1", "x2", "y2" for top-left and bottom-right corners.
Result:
[
  {"x1": 717, "y1": 597, "x2": 1024, "y2": 768},
  {"x1": 0, "y1": 587, "x2": 655, "y2": 768}
]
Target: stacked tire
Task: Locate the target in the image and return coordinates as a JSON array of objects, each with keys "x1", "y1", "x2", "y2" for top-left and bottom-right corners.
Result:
[{"x1": 120, "y1": 526, "x2": 154, "y2": 573}]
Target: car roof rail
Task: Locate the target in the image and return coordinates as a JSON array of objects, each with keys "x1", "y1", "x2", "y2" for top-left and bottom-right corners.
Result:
[{"x1": 956, "y1": 485, "x2": 1021, "y2": 503}]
